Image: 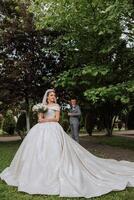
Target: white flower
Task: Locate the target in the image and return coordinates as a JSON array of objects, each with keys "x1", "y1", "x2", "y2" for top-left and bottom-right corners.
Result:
[
  {"x1": 66, "y1": 104, "x2": 71, "y2": 109},
  {"x1": 32, "y1": 103, "x2": 48, "y2": 113}
]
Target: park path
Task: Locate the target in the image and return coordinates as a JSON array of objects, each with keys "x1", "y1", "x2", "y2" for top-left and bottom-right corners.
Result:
[
  {"x1": 0, "y1": 130, "x2": 134, "y2": 142},
  {"x1": 0, "y1": 135, "x2": 21, "y2": 142},
  {"x1": 113, "y1": 130, "x2": 134, "y2": 138}
]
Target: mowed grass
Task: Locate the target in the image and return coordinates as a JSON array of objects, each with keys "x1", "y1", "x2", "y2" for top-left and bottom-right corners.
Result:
[
  {"x1": 96, "y1": 136, "x2": 134, "y2": 150},
  {"x1": 0, "y1": 138, "x2": 134, "y2": 200}
]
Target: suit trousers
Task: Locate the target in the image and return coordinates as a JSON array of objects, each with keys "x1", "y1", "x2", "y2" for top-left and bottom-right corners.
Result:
[{"x1": 70, "y1": 122, "x2": 79, "y2": 143}]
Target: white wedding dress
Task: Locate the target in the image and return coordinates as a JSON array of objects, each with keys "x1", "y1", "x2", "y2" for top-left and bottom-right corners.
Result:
[{"x1": 0, "y1": 104, "x2": 134, "y2": 198}]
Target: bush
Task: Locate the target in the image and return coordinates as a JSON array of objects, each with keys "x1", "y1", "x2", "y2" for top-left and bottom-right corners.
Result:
[
  {"x1": 3, "y1": 110, "x2": 16, "y2": 135},
  {"x1": 60, "y1": 119, "x2": 69, "y2": 132},
  {"x1": 30, "y1": 111, "x2": 38, "y2": 127},
  {"x1": 85, "y1": 113, "x2": 96, "y2": 135},
  {"x1": 59, "y1": 111, "x2": 69, "y2": 132},
  {"x1": 16, "y1": 112, "x2": 26, "y2": 132},
  {"x1": 0, "y1": 114, "x2": 3, "y2": 129}
]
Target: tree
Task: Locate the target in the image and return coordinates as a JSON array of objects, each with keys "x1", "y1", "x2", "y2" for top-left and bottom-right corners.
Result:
[
  {"x1": 30, "y1": 0, "x2": 134, "y2": 135},
  {"x1": 0, "y1": 0, "x2": 64, "y2": 132}
]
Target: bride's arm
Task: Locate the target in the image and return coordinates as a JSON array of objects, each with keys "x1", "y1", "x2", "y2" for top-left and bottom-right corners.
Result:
[{"x1": 38, "y1": 111, "x2": 60, "y2": 123}]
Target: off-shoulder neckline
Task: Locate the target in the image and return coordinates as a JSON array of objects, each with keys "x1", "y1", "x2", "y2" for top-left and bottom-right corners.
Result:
[{"x1": 47, "y1": 103, "x2": 59, "y2": 107}]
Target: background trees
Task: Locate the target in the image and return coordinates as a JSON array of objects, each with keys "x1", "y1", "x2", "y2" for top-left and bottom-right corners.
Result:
[
  {"x1": 0, "y1": 0, "x2": 134, "y2": 135},
  {"x1": 30, "y1": 0, "x2": 134, "y2": 135},
  {"x1": 0, "y1": 0, "x2": 65, "y2": 132}
]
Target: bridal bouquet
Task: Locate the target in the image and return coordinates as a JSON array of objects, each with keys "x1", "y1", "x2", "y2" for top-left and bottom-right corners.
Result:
[{"x1": 32, "y1": 103, "x2": 48, "y2": 113}]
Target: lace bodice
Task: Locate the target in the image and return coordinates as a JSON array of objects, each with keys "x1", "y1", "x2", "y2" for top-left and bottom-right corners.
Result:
[{"x1": 45, "y1": 104, "x2": 60, "y2": 119}]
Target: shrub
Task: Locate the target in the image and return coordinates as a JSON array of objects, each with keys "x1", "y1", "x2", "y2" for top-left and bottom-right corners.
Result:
[
  {"x1": 16, "y1": 112, "x2": 26, "y2": 132},
  {"x1": 60, "y1": 111, "x2": 69, "y2": 132},
  {"x1": 3, "y1": 110, "x2": 16, "y2": 135}
]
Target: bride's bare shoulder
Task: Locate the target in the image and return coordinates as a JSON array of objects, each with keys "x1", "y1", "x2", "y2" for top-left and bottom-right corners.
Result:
[{"x1": 54, "y1": 103, "x2": 61, "y2": 111}]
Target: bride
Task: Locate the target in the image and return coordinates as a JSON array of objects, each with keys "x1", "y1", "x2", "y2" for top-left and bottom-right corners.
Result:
[{"x1": 0, "y1": 89, "x2": 134, "y2": 198}]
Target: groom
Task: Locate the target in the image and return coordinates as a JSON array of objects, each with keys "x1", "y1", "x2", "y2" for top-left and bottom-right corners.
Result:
[{"x1": 68, "y1": 98, "x2": 81, "y2": 143}]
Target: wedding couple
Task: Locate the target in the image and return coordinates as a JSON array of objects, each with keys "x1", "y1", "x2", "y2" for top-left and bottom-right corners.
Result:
[{"x1": 0, "y1": 89, "x2": 134, "y2": 198}]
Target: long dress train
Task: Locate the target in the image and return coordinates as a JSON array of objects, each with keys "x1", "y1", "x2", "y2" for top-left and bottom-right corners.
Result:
[{"x1": 0, "y1": 104, "x2": 134, "y2": 198}]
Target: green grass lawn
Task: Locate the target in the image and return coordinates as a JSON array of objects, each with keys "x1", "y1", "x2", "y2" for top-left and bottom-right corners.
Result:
[
  {"x1": 0, "y1": 139, "x2": 134, "y2": 200},
  {"x1": 96, "y1": 136, "x2": 134, "y2": 150}
]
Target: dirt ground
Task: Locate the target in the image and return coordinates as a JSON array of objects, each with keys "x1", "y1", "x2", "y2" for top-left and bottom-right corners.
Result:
[{"x1": 80, "y1": 135, "x2": 134, "y2": 162}]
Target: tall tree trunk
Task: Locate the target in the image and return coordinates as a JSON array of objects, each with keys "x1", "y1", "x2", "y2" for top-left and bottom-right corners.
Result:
[
  {"x1": 103, "y1": 113, "x2": 113, "y2": 137},
  {"x1": 85, "y1": 112, "x2": 96, "y2": 136},
  {"x1": 105, "y1": 128, "x2": 112, "y2": 136},
  {"x1": 26, "y1": 111, "x2": 30, "y2": 132},
  {"x1": 25, "y1": 96, "x2": 30, "y2": 133},
  {"x1": 105, "y1": 115, "x2": 117, "y2": 136}
]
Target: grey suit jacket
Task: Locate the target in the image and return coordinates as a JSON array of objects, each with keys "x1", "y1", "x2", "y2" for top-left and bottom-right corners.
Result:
[{"x1": 69, "y1": 105, "x2": 81, "y2": 124}]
